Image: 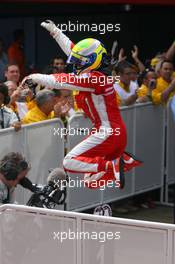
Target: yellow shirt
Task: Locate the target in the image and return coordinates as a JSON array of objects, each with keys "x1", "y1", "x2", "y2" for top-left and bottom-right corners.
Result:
[
  {"x1": 73, "y1": 90, "x2": 80, "y2": 111},
  {"x1": 26, "y1": 99, "x2": 36, "y2": 110},
  {"x1": 10, "y1": 99, "x2": 36, "y2": 119},
  {"x1": 115, "y1": 91, "x2": 121, "y2": 106},
  {"x1": 10, "y1": 102, "x2": 18, "y2": 115},
  {"x1": 137, "y1": 84, "x2": 149, "y2": 98},
  {"x1": 152, "y1": 77, "x2": 173, "y2": 105},
  {"x1": 22, "y1": 105, "x2": 53, "y2": 124}
]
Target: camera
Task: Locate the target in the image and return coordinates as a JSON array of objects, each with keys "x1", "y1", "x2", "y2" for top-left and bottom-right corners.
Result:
[
  {"x1": 25, "y1": 79, "x2": 38, "y2": 96},
  {"x1": 26, "y1": 168, "x2": 67, "y2": 209},
  {"x1": 26, "y1": 184, "x2": 66, "y2": 209}
]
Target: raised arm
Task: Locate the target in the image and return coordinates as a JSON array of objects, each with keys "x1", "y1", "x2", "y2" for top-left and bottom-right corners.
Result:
[
  {"x1": 165, "y1": 40, "x2": 175, "y2": 61},
  {"x1": 22, "y1": 73, "x2": 95, "y2": 92},
  {"x1": 131, "y1": 45, "x2": 145, "y2": 73},
  {"x1": 41, "y1": 20, "x2": 74, "y2": 56}
]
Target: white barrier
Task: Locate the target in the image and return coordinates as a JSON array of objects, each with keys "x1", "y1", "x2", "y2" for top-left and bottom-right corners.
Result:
[
  {"x1": 0, "y1": 103, "x2": 171, "y2": 209},
  {"x1": 0, "y1": 119, "x2": 65, "y2": 205},
  {"x1": 66, "y1": 103, "x2": 165, "y2": 210},
  {"x1": 134, "y1": 103, "x2": 165, "y2": 192},
  {"x1": 0, "y1": 204, "x2": 174, "y2": 264}
]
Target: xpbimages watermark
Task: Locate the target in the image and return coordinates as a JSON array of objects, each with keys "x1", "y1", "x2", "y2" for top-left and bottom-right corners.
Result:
[
  {"x1": 53, "y1": 229, "x2": 121, "y2": 243},
  {"x1": 52, "y1": 175, "x2": 121, "y2": 191},
  {"x1": 54, "y1": 73, "x2": 120, "y2": 87},
  {"x1": 57, "y1": 21, "x2": 121, "y2": 35},
  {"x1": 53, "y1": 126, "x2": 121, "y2": 138}
]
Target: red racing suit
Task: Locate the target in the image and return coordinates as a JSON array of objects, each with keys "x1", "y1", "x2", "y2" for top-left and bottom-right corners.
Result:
[{"x1": 28, "y1": 71, "x2": 141, "y2": 189}]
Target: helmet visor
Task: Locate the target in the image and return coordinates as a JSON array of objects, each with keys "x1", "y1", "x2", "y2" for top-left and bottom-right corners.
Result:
[{"x1": 67, "y1": 52, "x2": 89, "y2": 68}]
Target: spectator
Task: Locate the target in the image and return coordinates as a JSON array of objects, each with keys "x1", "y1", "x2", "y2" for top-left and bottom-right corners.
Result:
[
  {"x1": 22, "y1": 89, "x2": 64, "y2": 124},
  {"x1": 54, "y1": 89, "x2": 75, "y2": 119},
  {"x1": 0, "y1": 83, "x2": 21, "y2": 130},
  {"x1": 4, "y1": 63, "x2": 20, "y2": 85},
  {"x1": 52, "y1": 56, "x2": 66, "y2": 73},
  {"x1": 4, "y1": 80, "x2": 23, "y2": 119},
  {"x1": 152, "y1": 60, "x2": 175, "y2": 104},
  {"x1": 4, "y1": 80, "x2": 17, "y2": 96},
  {"x1": 5, "y1": 80, "x2": 41, "y2": 120},
  {"x1": 0, "y1": 38, "x2": 8, "y2": 82},
  {"x1": 117, "y1": 46, "x2": 145, "y2": 73},
  {"x1": 113, "y1": 61, "x2": 138, "y2": 106},
  {"x1": 137, "y1": 69, "x2": 157, "y2": 103},
  {"x1": 151, "y1": 40, "x2": 175, "y2": 72},
  {"x1": 60, "y1": 90, "x2": 74, "y2": 109},
  {"x1": 7, "y1": 29, "x2": 25, "y2": 78},
  {"x1": 43, "y1": 56, "x2": 66, "y2": 74}
]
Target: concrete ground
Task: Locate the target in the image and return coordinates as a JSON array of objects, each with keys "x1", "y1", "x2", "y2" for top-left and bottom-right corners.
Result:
[{"x1": 112, "y1": 205, "x2": 174, "y2": 224}]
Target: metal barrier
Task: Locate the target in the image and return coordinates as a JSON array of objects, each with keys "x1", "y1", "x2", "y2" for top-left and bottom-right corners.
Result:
[
  {"x1": 0, "y1": 204, "x2": 174, "y2": 264},
  {"x1": 102, "y1": 105, "x2": 135, "y2": 204},
  {"x1": 0, "y1": 103, "x2": 171, "y2": 210},
  {"x1": 0, "y1": 119, "x2": 65, "y2": 205},
  {"x1": 166, "y1": 101, "x2": 175, "y2": 185},
  {"x1": 134, "y1": 103, "x2": 165, "y2": 192}
]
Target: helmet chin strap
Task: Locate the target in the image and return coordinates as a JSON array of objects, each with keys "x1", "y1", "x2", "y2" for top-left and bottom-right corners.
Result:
[{"x1": 73, "y1": 64, "x2": 90, "y2": 75}]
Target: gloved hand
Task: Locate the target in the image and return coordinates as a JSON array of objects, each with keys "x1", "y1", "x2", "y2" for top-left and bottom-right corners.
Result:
[
  {"x1": 41, "y1": 20, "x2": 59, "y2": 37},
  {"x1": 19, "y1": 177, "x2": 43, "y2": 193}
]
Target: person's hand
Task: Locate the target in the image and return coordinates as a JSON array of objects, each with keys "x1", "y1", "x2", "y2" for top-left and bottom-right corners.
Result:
[
  {"x1": 41, "y1": 20, "x2": 59, "y2": 37},
  {"x1": 118, "y1": 48, "x2": 127, "y2": 62},
  {"x1": 131, "y1": 93, "x2": 138, "y2": 101},
  {"x1": 131, "y1": 45, "x2": 139, "y2": 60},
  {"x1": 54, "y1": 100, "x2": 71, "y2": 117},
  {"x1": 171, "y1": 77, "x2": 175, "y2": 90},
  {"x1": 11, "y1": 121, "x2": 21, "y2": 132},
  {"x1": 136, "y1": 96, "x2": 150, "y2": 103},
  {"x1": 124, "y1": 92, "x2": 138, "y2": 106},
  {"x1": 67, "y1": 95, "x2": 74, "y2": 109},
  {"x1": 54, "y1": 101, "x2": 62, "y2": 117},
  {"x1": 10, "y1": 90, "x2": 20, "y2": 104},
  {"x1": 61, "y1": 102, "x2": 71, "y2": 115},
  {"x1": 20, "y1": 88, "x2": 33, "y2": 101},
  {"x1": 148, "y1": 79, "x2": 156, "y2": 90}
]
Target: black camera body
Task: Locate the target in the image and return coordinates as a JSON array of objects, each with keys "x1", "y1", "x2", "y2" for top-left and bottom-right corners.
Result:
[
  {"x1": 26, "y1": 183, "x2": 66, "y2": 209},
  {"x1": 25, "y1": 79, "x2": 38, "y2": 96}
]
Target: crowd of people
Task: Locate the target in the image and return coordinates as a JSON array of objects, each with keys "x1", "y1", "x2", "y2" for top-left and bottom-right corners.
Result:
[{"x1": 0, "y1": 29, "x2": 175, "y2": 131}]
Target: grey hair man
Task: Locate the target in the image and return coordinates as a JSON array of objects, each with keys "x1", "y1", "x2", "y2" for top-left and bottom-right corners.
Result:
[{"x1": 22, "y1": 89, "x2": 60, "y2": 124}]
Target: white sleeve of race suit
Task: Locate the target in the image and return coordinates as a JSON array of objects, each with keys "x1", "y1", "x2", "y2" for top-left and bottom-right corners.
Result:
[
  {"x1": 28, "y1": 74, "x2": 95, "y2": 92},
  {"x1": 52, "y1": 28, "x2": 74, "y2": 56}
]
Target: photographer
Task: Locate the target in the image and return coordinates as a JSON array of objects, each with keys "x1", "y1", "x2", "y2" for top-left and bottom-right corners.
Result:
[
  {"x1": 0, "y1": 83, "x2": 21, "y2": 130},
  {"x1": 137, "y1": 69, "x2": 157, "y2": 103},
  {"x1": 0, "y1": 152, "x2": 67, "y2": 207},
  {"x1": 0, "y1": 152, "x2": 36, "y2": 204}
]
